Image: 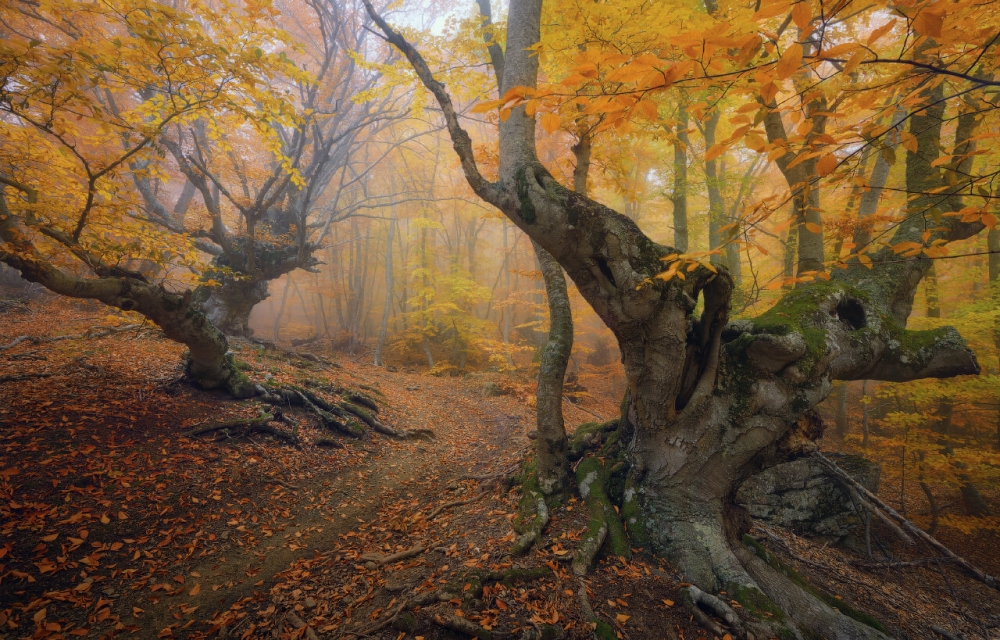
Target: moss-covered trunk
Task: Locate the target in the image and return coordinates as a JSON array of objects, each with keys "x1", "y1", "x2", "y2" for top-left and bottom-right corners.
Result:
[{"x1": 532, "y1": 240, "x2": 572, "y2": 495}]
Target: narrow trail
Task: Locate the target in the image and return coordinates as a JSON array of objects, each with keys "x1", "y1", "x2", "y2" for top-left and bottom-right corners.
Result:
[{"x1": 120, "y1": 366, "x2": 535, "y2": 638}]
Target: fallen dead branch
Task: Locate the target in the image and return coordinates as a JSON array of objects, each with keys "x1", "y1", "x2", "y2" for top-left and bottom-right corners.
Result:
[
  {"x1": 851, "y1": 556, "x2": 956, "y2": 569},
  {"x1": 815, "y1": 451, "x2": 1000, "y2": 591},
  {"x1": 0, "y1": 372, "x2": 53, "y2": 383}
]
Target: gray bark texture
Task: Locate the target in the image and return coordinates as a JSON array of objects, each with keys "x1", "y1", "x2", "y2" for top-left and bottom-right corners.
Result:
[
  {"x1": 532, "y1": 240, "x2": 572, "y2": 496},
  {"x1": 362, "y1": 1, "x2": 983, "y2": 635}
]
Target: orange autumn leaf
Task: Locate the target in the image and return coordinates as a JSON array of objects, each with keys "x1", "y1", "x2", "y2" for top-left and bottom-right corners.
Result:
[{"x1": 776, "y1": 43, "x2": 803, "y2": 80}]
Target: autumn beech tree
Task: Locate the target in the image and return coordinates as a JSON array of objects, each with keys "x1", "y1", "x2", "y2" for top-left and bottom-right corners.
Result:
[
  {"x1": 363, "y1": 0, "x2": 997, "y2": 635},
  {"x1": 0, "y1": 0, "x2": 300, "y2": 395},
  {"x1": 133, "y1": 0, "x2": 418, "y2": 337}
]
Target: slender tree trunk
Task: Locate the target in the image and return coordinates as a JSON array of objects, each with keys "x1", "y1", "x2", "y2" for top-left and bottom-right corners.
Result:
[
  {"x1": 375, "y1": 217, "x2": 395, "y2": 366},
  {"x1": 862, "y1": 380, "x2": 871, "y2": 449},
  {"x1": 854, "y1": 109, "x2": 905, "y2": 250},
  {"x1": 704, "y1": 110, "x2": 726, "y2": 266},
  {"x1": 834, "y1": 381, "x2": 849, "y2": 439},
  {"x1": 502, "y1": 218, "x2": 514, "y2": 366},
  {"x1": 671, "y1": 105, "x2": 689, "y2": 253},
  {"x1": 532, "y1": 240, "x2": 572, "y2": 495},
  {"x1": 272, "y1": 276, "x2": 293, "y2": 343},
  {"x1": 925, "y1": 262, "x2": 940, "y2": 318}
]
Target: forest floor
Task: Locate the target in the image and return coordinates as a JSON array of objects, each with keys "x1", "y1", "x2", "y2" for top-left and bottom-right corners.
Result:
[{"x1": 2, "y1": 296, "x2": 1000, "y2": 640}]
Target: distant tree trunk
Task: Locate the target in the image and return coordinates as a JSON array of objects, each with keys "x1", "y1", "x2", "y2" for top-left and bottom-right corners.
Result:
[
  {"x1": 861, "y1": 380, "x2": 870, "y2": 450},
  {"x1": 925, "y1": 263, "x2": 940, "y2": 318},
  {"x1": 834, "y1": 382, "x2": 849, "y2": 439},
  {"x1": 704, "y1": 110, "x2": 726, "y2": 267},
  {"x1": 782, "y1": 206, "x2": 798, "y2": 289},
  {"x1": 854, "y1": 109, "x2": 905, "y2": 250},
  {"x1": 671, "y1": 105, "x2": 689, "y2": 253},
  {"x1": 920, "y1": 481, "x2": 939, "y2": 535},
  {"x1": 502, "y1": 218, "x2": 514, "y2": 366},
  {"x1": 571, "y1": 133, "x2": 592, "y2": 196},
  {"x1": 375, "y1": 217, "x2": 395, "y2": 367},
  {"x1": 990, "y1": 229, "x2": 1000, "y2": 448},
  {"x1": 272, "y1": 277, "x2": 293, "y2": 343}
]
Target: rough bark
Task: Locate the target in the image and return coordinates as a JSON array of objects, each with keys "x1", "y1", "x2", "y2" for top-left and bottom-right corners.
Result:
[{"x1": 362, "y1": 1, "x2": 982, "y2": 635}]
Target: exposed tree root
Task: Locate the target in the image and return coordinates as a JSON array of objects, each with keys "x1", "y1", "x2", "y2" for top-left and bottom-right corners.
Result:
[
  {"x1": 341, "y1": 567, "x2": 552, "y2": 639},
  {"x1": 517, "y1": 623, "x2": 565, "y2": 640},
  {"x1": 681, "y1": 585, "x2": 746, "y2": 639},
  {"x1": 576, "y1": 578, "x2": 616, "y2": 640},
  {"x1": 285, "y1": 611, "x2": 319, "y2": 640},
  {"x1": 434, "y1": 614, "x2": 493, "y2": 639},
  {"x1": 816, "y1": 451, "x2": 1000, "y2": 591},
  {"x1": 346, "y1": 391, "x2": 378, "y2": 413},
  {"x1": 359, "y1": 545, "x2": 425, "y2": 566},
  {"x1": 181, "y1": 413, "x2": 299, "y2": 444},
  {"x1": 930, "y1": 624, "x2": 969, "y2": 640},
  {"x1": 511, "y1": 493, "x2": 549, "y2": 556},
  {"x1": 315, "y1": 436, "x2": 345, "y2": 449},
  {"x1": 428, "y1": 490, "x2": 488, "y2": 520},
  {"x1": 183, "y1": 414, "x2": 277, "y2": 437},
  {"x1": 572, "y1": 456, "x2": 629, "y2": 576}
]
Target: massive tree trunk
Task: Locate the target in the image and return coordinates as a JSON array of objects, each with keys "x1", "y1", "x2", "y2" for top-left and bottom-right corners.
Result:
[{"x1": 364, "y1": 1, "x2": 982, "y2": 635}]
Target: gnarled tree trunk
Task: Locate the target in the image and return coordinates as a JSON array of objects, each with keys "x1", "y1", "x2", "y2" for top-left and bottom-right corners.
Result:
[
  {"x1": 0, "y1": 195, "x2": 254, "y2": 397},
  {"x1": 364, "y1": 1, "x2": 982, "y2": 635}
]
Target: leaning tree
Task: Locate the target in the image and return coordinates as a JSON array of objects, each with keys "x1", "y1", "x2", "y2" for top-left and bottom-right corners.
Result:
[{"x1": 363, "y1": 0, "x2": 995, "y2": 635}]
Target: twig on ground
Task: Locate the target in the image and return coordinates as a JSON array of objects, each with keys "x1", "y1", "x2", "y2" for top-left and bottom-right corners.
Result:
[
  {"x1": 428, "y1": 491, "x2": 488, "y2": 520},
  {"x1": 851, "y1": 557, "x2": 955, "y2": 569}
]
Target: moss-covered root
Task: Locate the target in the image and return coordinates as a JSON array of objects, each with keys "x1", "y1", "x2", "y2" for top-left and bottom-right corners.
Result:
[
  {"x1": 512, "y1": 493, "x2": 549, "y2": 556},
  {"x1": 289, "y1": 388, "x2": 366, "y2": 438},
  {"x1": 339, "y1": 400, "x2": 404, "y2": 438},
  {"x1": 681, "y1": 585, "x2": 746, "y2": 639},
  {"x1": 572, "y1": 457, "x2": 629, "y2": 576},
  {"x1": 576, "y1": 577, "x2": 617, "y2": 640}
]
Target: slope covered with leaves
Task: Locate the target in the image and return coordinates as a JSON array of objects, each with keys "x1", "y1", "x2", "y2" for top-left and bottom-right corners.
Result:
[{"x1": 2, "y1": 297, "x2": 999, "y2": 639}]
